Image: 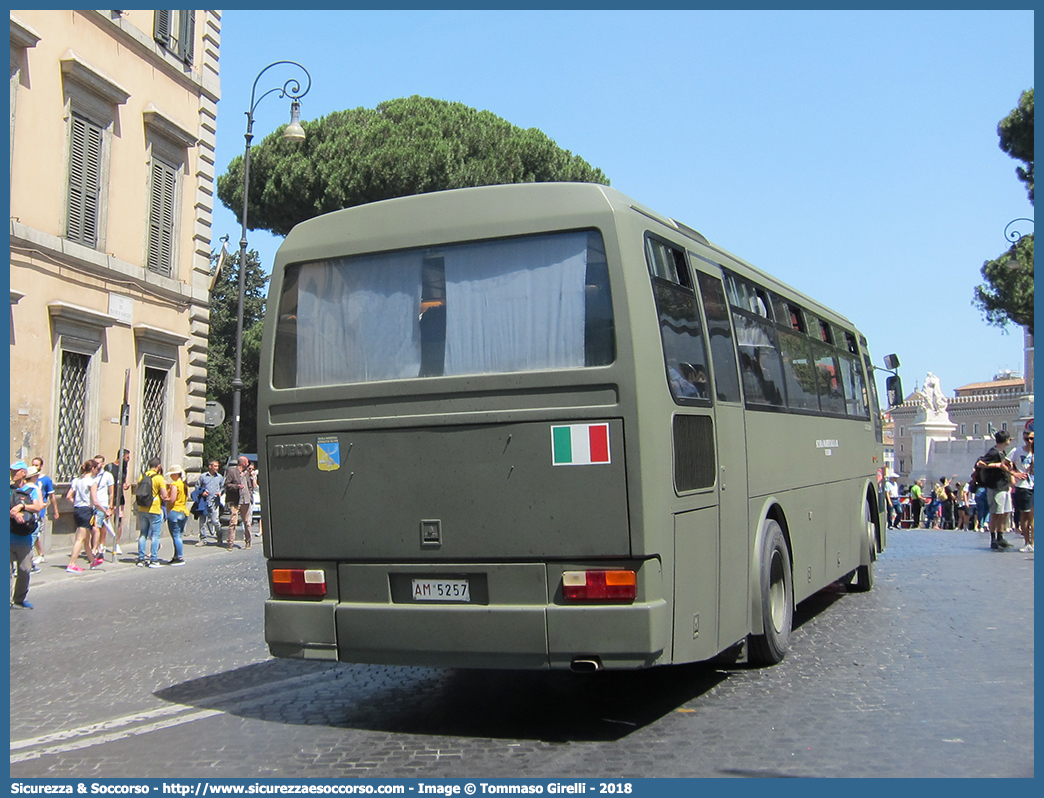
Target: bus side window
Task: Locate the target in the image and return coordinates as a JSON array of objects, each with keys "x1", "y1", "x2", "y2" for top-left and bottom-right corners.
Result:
[
  {"x1": 645, "y1": 237, "x2": 690, "y2": 287},
  {"x1": 645, "y1": 237, "x2": 710, "y2": 404},
  {"x1": 811, "y1": 340, "x2": 846, "y2": 415},
  {"x1": 862, "y1": 342, "x2": 884, "y2": 443},
  {"x1": 844, "y1": 331, "x2": 859, "y2": 355},
  {"x1": 695, "y1": 270, "x2": 742, "y2": 404},
  {"x1": 839, "y1": 353, "x2": 869, "y2": 418},
  {"x1": 818, "y1": 319, "x2": 833, "y2": 345},
  {"x1": 732, "y1": 312, "x2": 786, "y2": 408},
  {"x1": 754, "y1": 288, "x2": 771, "y2": 319},
  {"x1": 777, "y1": 328, "x2": 820, "y2": 412},
  {"x1": 787, "y1": 304, "x2": 805, "y2": 333}
]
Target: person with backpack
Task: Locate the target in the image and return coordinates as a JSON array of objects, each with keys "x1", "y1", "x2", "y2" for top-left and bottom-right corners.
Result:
[
  {"x1": 135, "y1": 457, "x2": 169, "y2": 568},
  {"x1": 926, "y1": 477, "x2": 945, "y2": 529},
  {"x1": 939, "y1": 477, "x2": 956, "y2": 530},
  {"x1": 976, "y1": 430, "x2": 1025, "y2": 551},
  {"x1": 10, "y1": 460, "x2": 45, "y2": 609}
]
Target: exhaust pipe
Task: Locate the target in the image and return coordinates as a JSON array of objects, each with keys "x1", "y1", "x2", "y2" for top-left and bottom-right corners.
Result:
[{"x1": 570, "y1": 656, "x2": 603, "y2": 673}]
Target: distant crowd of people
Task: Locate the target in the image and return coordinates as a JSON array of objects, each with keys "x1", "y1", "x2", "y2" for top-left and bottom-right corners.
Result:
[
  {"x1": 884, "y1": 429, "x2": 1033, "y2": 553},
  {"x1": 10, "y1": 453, "x2": 259, "y2": 609}
]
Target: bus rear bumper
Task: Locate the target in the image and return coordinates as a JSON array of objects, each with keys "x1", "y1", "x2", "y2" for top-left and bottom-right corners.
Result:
[
  {"x1": 264, "y1": 598, "x2": 668, "y2": 670},
  {"x1": 264, "y1": 599, "x2": 338, "y2": 661}
]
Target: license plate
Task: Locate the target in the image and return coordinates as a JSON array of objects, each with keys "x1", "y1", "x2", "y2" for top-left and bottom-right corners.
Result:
[{"x1": 411, "y1": 578, "x2": 470, "y2": 602}]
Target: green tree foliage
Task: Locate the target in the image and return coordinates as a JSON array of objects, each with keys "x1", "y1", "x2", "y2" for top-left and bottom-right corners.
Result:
[
  {"x1": 998, "y1": 88, "x2": 1034, "y2": 203},
  {"x1": 974, "y1": 89, "x2": 1034, "y2": 333},
  {"x1": 974, "y1": 234, "x2": 1034, "y2": 335},
  {"x1": 217, "y1": 95, "x2": 610, "y2": 236},
  {"x1": 204, "y1": 248, "x2": 269, "y2": 464}
]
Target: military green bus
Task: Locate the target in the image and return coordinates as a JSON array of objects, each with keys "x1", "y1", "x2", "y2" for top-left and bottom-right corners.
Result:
[{"x1": 259, "y1": 182, "x2": 888, "y2": 671}]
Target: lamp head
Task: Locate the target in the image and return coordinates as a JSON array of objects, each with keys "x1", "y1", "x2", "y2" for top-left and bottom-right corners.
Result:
[{"x1": 282, "y1": 100, "x2": 306, "y2": 142}]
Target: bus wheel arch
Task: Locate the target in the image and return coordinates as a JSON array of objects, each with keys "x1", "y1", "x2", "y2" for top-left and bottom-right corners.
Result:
[
  {"x1": 849, "y1": 488, "x2": 879, "y2": 593},
  {"x1": 747, "y1": 507, "x2": 794, "y2": 666}
]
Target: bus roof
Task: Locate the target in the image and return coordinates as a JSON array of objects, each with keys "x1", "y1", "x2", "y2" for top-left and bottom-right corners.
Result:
[{"x1": 276, "y1": 182, "x2": 858, "y2": 333}]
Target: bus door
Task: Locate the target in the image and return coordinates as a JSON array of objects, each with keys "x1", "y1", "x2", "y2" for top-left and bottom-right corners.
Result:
[{"x1": 694, "y1": 266, "x2": 751, "y2": 652}]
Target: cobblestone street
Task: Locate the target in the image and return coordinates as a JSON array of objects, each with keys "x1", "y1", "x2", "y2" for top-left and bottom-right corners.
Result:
[{"x1": 9, "y1": 529, "x2": 1034, "y2": 778}]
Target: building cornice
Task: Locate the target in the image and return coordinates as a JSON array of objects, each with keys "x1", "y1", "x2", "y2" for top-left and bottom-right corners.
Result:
[
  {"x1": 48, "y1": 300, "x2": 123, "y2": 328},
  {"x1": 10, "y1": 14, "x2": 41, "y2": 48},
  {"x1": 133, "y1": 323, "x2": 191, "y2": 348},
  {"x1": 59, "y1": 49, "x2": 131, "y2": 105},
  {"x1": 143, "y1": 103, "x2": 198, "y2": 149},
  {"x1": 10, "y1": 220, "x2": 210, "y2": 307},
  {"x1": 80, "y1": 10, "x2": 220, "y2": 103}
]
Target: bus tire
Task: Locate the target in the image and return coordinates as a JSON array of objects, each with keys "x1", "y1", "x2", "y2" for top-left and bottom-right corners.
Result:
[
  {"x1": 748, "y1": 520, "x2": 793, "y2": 665},
  {"x1": 850, "y1": 500, "x2": 877, "y2": 593}
]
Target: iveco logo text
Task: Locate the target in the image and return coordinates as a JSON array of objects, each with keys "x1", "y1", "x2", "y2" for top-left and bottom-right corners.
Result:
[{"x1": 273, "y1": 443, "x2": 315, "y2": 457}]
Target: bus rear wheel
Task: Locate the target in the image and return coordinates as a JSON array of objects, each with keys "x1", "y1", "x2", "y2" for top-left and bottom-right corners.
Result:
[
  {"x1": 748, "y1": 519, "x2": 793, "y2": 666},
  {"x1": 849, "y1": 500, "x2": 877, "y2": 593}
]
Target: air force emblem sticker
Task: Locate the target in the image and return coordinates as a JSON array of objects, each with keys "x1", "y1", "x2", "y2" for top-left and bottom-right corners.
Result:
[{"x1": 317, "y1": 436, "x2": 340, "y2": 472}]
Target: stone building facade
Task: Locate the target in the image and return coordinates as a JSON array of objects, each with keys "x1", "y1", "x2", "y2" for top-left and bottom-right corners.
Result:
[
  {"x1": 10, "y1": 10, "x2": 221, "y2": 540},
  {"x1": 890, "y1": 365, "x2": 1033, "y2": 485}
]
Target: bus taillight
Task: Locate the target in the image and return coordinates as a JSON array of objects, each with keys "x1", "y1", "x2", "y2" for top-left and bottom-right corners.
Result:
[
  {"x1": 562, "y1": 570, "x2": 636, "y2": 601},
  {"x1": 272, "y1": 569, "x2": 327, "y2": 598}
]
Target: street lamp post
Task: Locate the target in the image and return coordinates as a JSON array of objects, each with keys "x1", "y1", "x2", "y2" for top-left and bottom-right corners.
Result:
[
  {"x1": 1004, "y1": 218, "x2": 1034, "y2": 246},
  {"x1": 230, "y1": 61, "x2": 311, "y2": 462}
]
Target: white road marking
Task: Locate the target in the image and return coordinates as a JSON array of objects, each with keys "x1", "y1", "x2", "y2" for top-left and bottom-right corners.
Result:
[
  {"x1": 11, "y1": 704, "x2": 194, "y2": 750},
  {"x1": 11, "y1": 709, "x2": 223, "y2": 763},
  {"x1": 11, "y1": 667, "x2": 342, "y2": 765}
]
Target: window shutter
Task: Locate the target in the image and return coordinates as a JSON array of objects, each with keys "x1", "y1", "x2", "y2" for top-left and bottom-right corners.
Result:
[
  {"x1": 67, "y1": 113, "x2": 103, "y2": 248},
  {"x1": 147, "y1": 157, "x2": 178, "y2": 276},
  {"x1": 178, "y1": 11, "x2": 195, "y2": 63},
  {"x1": 154, "y1": 10, "x2": 171, "y2": 47}
]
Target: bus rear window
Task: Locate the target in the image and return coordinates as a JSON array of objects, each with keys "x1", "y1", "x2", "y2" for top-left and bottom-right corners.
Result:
[{"x1": 273, "y1": 230, "x2": 614, "y2": 388}]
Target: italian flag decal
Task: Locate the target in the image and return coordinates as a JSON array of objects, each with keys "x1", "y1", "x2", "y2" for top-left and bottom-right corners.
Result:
[{"x1": 551, "y1": 423, "x2": 611, "y2": 466}]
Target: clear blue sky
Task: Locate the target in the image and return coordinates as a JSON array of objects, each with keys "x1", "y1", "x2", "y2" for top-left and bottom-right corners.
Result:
[{"x1": 212, "y1": 9, "x2": 1034, "y2": 402}]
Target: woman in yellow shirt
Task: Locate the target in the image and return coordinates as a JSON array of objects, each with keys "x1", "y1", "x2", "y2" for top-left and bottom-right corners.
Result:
[{"x1": 165, "y1": 465, "x2": 189, "y2": 566}]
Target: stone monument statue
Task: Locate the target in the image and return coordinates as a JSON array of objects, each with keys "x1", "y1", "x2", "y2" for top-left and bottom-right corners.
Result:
[
  {"x1": 908, "y1": 372, "x2": 956, "y2": 484},
  {"x1": 917, "y1": 372, "x2": 949, "y2": 422}
]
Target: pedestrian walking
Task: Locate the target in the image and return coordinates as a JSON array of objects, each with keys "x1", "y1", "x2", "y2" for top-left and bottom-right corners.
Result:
[
  {"x1": 65, "y1": 460, "x2": 104, "y2": 573},
  {"x1": 104, "y1": 449, "x2": 130, "y2": 556},
  {"x1": 23, "y1": 467, "x2": 45, "y2": 574},
  {"x1": 136, "y1": 458, "x2": 169, "y2": 568},
  {"x1": 164, "y1": 465, "x2": 188, "y2": 566},
  {"x1": 11, "y1": 461, "x2": 45, "y2": 608},
  {"x1": 246, "y1": 461, "x2": 261, "y2": 539},
  {"x1": 92, "y1": 454, "x2": 116, "y2": 558},
  {"x1": 30, "y1": 457, "x2": 57, "y2": 565},
  {"x1": 1013, "y1": 430, "x2": 1033, "y2": 552},
  {"x1": 195, "y1": 459, "x2": 224, "y2": 545},
  {"x1": 223, "y1": 456, "x2": 253, "y2": 550},
  {"x1": 976, "y1": 430, "x2": 1024, "y2": 550},
  {"x1": 885, "y1": 474, "x2": 900, "y2": 529}
]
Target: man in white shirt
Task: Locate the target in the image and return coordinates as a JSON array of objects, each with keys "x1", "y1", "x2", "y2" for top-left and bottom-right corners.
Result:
[{"x1": 885, "y1": 474, "x2": 900, "y2": 529}]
